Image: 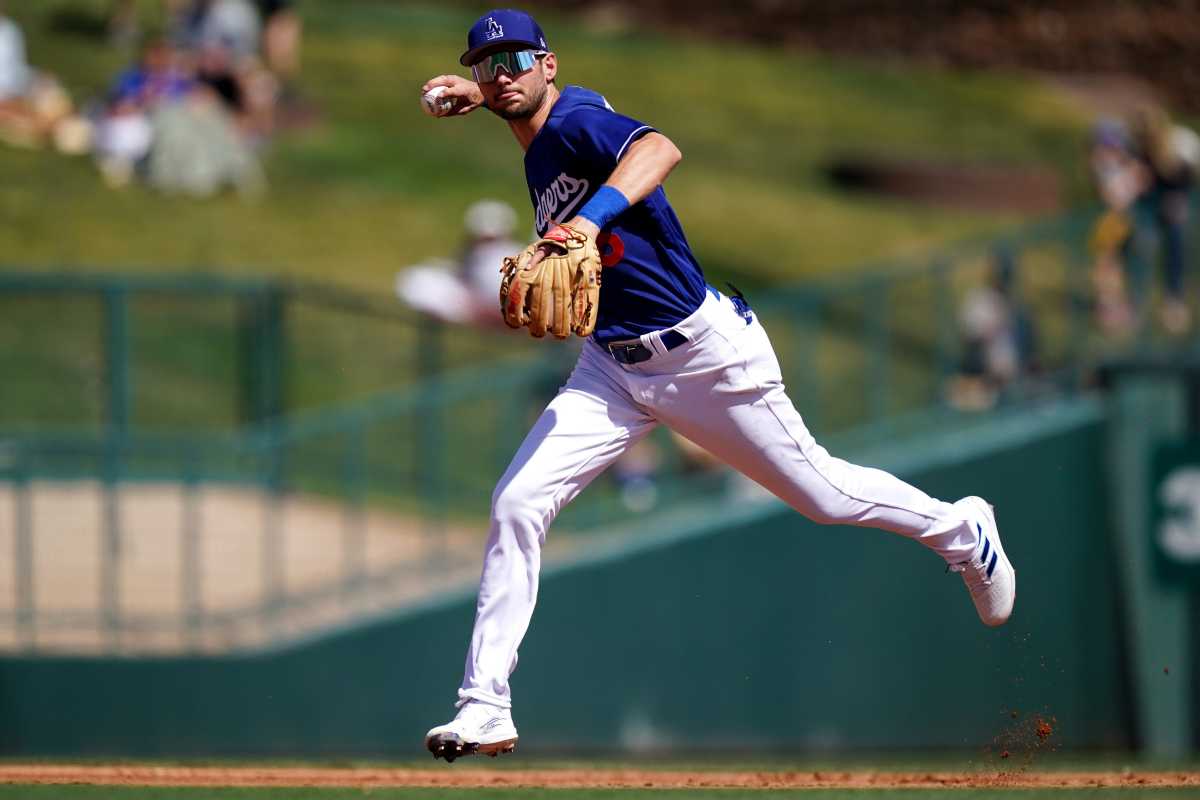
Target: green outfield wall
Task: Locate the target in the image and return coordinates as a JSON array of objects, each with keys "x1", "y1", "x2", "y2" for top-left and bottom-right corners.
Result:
[{"x1": 0, "y1": 399, "x2": 1132, "y2": 755}]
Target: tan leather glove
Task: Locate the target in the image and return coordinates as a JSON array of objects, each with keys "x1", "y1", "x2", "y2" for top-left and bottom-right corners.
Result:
[{"x1": 499, "y1": 223, "x2": 602, "y2": 338}]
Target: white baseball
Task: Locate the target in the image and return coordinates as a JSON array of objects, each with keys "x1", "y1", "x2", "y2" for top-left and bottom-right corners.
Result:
[{"x1": 421, "y1": 85, "x2": 453, "y2": 117}]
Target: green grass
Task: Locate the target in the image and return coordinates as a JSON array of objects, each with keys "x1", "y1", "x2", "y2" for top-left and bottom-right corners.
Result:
[{"x1": 3, "y1": 0, "x2": 1091, "y2": 290}]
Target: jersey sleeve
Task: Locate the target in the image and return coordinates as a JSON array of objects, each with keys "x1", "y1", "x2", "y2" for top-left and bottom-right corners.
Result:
[{"x1": 561, "y1": 106, "x2": 657, "y2": 171}]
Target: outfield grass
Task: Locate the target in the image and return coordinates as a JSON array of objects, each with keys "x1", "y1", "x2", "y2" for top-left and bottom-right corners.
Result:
[{"x1": 3, "y1": 0, "x2": 1090, "y2": 290}]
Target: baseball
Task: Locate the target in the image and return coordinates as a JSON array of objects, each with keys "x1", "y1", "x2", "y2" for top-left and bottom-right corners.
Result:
[{"x1": 421, "y1": 85, "x2": 453, "y2": 117}]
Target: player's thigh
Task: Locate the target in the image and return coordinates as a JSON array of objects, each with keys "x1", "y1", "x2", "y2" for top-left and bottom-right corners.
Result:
[
  {"x1": 662, "y1": 384, "x2": 827, "y2": 502},
  {"x1": 494, "y1": 357, "x2": 656, "y2": 519},
  {"x1": 651, "y1": 322, "x2": 840, "y2": 515}
]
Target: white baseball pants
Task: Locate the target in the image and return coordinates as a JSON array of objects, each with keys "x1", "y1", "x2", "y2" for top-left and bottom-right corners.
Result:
[{"x1": 459, "y1": 291, "x2": 979, "y2": 709}]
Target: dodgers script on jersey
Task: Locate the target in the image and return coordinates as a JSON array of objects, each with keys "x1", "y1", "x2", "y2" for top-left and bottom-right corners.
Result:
[{"x1": 523, "y1": 86, "x2": 708, "y2": 343}]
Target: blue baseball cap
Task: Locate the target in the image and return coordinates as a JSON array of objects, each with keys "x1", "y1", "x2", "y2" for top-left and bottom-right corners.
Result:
[{"x1": 460, "y1": 9, "x2": 549, "y2": 66}]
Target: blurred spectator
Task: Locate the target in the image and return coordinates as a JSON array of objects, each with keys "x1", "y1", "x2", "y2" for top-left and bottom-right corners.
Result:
[
  {"x1": 111, "y1": 38, "x2": 194, "y2": 109},
  {"x1": 947, "y1": 248, "x2": 1038, "y2": 411},
  {"x1": 0, "y1": 5, "x2": 32, "y2": 111},
  {"x1": 173, "y1": 0, "x2": 261, "y2": 59},
  {"x1": 145, "y1": 85, "x2": 265, "y2": 197},
  {"x1": 1086, "y1": 117, "x2": 1145, "y2": 335},
  {"x1": 194, "y1": 40, "x2": 246, "y2": 113},
  {"x1": 0, "y1": 3, "x2": 85, "y2": 152},
  {"x1": 93, "y1": 38, "x2": 194, "y2": 186},
  {"x1": 1131, "y1": 107, "x2": 1199, "y2": 335},
  {"x1": 87, "y1": 28, "x2": 265, "y2": 195},
  {"x1": 256, "y1": 0, "x2": 301, "y2": 85},
  {"x1": 172, "y1": 0, "x2": 278, "y2": 139},
  {"x1": 255, "y1": 0, "x2": 314, "y2": 128},
  {"x1": 395, "y1": 200, "x2": 521, "y2": 326}
]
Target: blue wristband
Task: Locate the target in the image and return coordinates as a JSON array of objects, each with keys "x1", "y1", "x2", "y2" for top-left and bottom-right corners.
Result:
[{"x1": 576, "y1": 185, "x2": 630, "y2": 230}]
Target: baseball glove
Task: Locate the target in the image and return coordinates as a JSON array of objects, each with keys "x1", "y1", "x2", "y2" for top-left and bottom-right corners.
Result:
[{"x1": 500, "y1": 224, "x2": 602, "y2": 338}]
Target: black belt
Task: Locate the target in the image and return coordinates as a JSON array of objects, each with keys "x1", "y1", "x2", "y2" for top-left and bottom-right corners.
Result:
[{"x1": 606, "y1": 329, "x2": 688, "y2": 364}]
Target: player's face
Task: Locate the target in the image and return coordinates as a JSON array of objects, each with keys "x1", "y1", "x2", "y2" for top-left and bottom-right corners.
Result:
[{"x1": 474, "y1": 50, "x2": 556, "y2": 121}]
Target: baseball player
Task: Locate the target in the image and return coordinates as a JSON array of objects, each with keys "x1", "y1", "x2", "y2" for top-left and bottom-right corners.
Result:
[{"x1": 420, "y1": 9, "x2": 1015, "y2": 761}]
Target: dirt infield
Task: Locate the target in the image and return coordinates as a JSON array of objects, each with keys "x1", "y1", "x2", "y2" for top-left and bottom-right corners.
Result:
[{"x1": 1, "y1": 765, "x2": 1198, "y2": 790}]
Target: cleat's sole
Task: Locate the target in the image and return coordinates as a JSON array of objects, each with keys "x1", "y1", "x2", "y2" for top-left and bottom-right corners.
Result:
[
  {"x1": 481, "y1": 740, "x2": 517, "y2": 757},
  {"x1": 427, "y1": 733, "x2": 516, "y2": 763}
]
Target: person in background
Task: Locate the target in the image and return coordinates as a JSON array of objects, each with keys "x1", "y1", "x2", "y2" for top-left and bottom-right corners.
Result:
[
  {"x1": 144, "y1": 78, "x2": 266, "y2": 197},
  {"x1": 111, "y1": 38, "x2": 194, "y2": 109},
  {"x1": 193, "y1": 39, "x2": 245, "y2": 113},
  {"x1": 172, "y1": 0, "x2": 261, "y2": 59},
  {"x1": 143, "y1": 28, "x2": 267, "y2": 197},
  {"x1": 396, "y1": 200, "x2": 522, "y2": 326},
  {"x1": 0, "y1": 2, "x2": 82, "y2": 152},
  {"x1": 94, "y1": 38, "x2": 194, "y2": 186},
  {"x1": 1131, "y1": 107, "x2": 1199, "y2": 335},
  {"x1": 948, "y1": 248, "x2": 1038, "y2": 411},
  {"x1": 1086, "y1": 117, "x2": 1145, "y2": 335},
  {"x1": 256, "y1": 0, "x2": 300, "y2": 86},
  {"x1": 193, "y1": 36, "x2": 277, "y2": 140},
  {"x1": 255, "y1": 0, "x2": 314, "y2": 127},
  {"x1": 170, "y1": 0, "x2": 277, "y2": 139},
  {"x1": 0, "y1": 2, "x2": 33, "y2": 144}
]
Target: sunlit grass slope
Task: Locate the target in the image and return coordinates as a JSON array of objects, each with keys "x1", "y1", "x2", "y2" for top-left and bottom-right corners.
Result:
[{"x1": 1, "y1": 1, "x2": 1092, "y2": 291}]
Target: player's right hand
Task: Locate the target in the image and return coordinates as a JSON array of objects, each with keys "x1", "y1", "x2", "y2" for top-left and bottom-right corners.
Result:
[{"x1": 421, "y1": 75, "x2": 484, "y2": 117}]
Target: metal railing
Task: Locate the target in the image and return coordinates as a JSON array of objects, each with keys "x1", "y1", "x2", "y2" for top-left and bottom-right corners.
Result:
[
  {"x1": 1, "y1": 197, "x2": 1197, "y2": 653},
  {"x1": 0, "y1": 271, "x2": 539, "y2": 432}
]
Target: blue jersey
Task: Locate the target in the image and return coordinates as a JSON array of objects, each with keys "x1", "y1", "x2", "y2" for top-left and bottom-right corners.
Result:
[{"x1": 523, "y1": 86, "x2": 708, "y2": 343}]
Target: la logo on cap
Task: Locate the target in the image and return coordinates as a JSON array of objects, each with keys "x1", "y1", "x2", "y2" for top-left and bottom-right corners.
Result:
[{"x1": 485, "y1": 17, "x2": 504, "y2": 40}]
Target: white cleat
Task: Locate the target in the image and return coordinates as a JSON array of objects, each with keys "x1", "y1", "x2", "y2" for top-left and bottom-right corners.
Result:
[
  {"x1": 425, "y1": 700, "x2": 518, "y2": 763},
  {"x1": 949, "y1": 496, "x2": 1015, "y2": 627}
]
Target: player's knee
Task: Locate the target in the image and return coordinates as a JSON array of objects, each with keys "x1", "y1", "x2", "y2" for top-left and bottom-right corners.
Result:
[
  {"x1": 491, "y1": 484, "x2": 547, "y2": 540},
  {"x1": 804, "y1": 507, "x2": 840, "y2": 526},
  {"x1": 797, "y1": 499, "x2": 843, "y2": 526}
]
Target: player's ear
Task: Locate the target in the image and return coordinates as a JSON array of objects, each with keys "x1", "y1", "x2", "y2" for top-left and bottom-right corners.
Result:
[{"x1": 541, "y1": 52, "x2": 557, "y2": 83}]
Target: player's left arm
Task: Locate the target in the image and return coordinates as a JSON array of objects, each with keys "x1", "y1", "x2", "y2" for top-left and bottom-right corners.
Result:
[{"x1": 562, "y1": 132, "x2": 681, "y2": 239}]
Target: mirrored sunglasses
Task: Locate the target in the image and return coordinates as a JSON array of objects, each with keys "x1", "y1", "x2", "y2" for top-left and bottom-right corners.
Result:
[{"x1": 471, "y1": 49, "x2": 543, "y2": 83}]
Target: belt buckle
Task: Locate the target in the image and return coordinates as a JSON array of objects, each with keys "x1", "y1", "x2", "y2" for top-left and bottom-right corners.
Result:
[{"x1": 608, "y1": 341, "x2": 650, "y2": 364}]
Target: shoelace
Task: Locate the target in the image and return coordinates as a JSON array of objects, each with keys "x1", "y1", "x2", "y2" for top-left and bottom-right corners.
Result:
[{"x1": 947, "y1": 559, "x2": 992, "y2": 588}]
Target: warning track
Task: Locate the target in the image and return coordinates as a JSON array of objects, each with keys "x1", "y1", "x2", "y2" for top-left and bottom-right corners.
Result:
[{"x1": 1, "y1": 765, "x2": 1198, "y2": 790}]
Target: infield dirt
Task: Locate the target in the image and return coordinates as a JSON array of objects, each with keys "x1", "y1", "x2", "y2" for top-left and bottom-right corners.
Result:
[{"x1": 1, "y1": 765, "x2": 1198, "y2": 790}]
